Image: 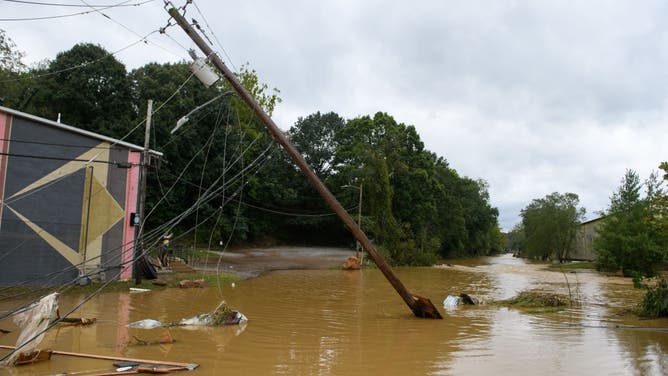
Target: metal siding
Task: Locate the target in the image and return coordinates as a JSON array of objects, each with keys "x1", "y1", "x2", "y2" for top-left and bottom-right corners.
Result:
[
  {"x1": 0, "y1": 111, "x2": 145, "y2": 285},
  {"x1": 0, "y1": 210, "x2": 78, "y2": 285}
]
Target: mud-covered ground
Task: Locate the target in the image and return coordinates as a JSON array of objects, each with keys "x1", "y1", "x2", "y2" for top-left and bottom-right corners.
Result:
[{"x1": 191, "y1": 246, "x2": 356, "y2": 278}]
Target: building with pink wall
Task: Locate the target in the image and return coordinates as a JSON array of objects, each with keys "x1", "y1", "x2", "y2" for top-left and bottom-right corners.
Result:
[{"x1": 0, "y1": 106, "x2": 161, "y2": 285}]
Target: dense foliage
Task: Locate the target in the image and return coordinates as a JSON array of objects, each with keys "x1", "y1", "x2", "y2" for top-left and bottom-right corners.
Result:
[
  {"x1": 0, "y1": 30, "x2": 27, "y2": 107},
  {"x1": 595, "y1": 169, "x2": 668, "y2": 277},
  {"x1": 0, "y1": 34, "x2": 503, "y2": 265},
  {"x1": 516, "y1": 192, "x2": 586, "y2": 261},
  {"x1": 637, "y1": 277, "x2": 668, "y2": 318}
]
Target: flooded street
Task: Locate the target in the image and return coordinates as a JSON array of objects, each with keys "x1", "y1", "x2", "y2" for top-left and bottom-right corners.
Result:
[{"x1": 2, "y1": 253, "x2": 667, "y2": 375}]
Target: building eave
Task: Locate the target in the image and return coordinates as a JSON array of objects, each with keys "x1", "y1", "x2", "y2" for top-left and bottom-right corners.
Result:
[{"x1": 0, "y1": 106, "x2": 163, "y2": 157}]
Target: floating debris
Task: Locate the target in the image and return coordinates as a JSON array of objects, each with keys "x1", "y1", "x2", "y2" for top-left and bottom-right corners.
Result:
[
  {"x1": 58, "y1": 317, "x2": 96, "y2": 327},
  {"x1": 2, "y1": 292, "x2": 58, "y2": 366},
  {"x1": 499, "y1": 290, "x2": 569, "y2": 308},
  {"x1": 130, "y1": 287, "x2": 151, "y2": 293},
  {"x1": 179, "y1": 279, "x2": 208, "y2": 288},
  {"x1": 128, "y1": 301, "x2": 247, "y2": 330},
  {"x1": 128, "y1": 319, "x2": 164, "y2": 329},
  {"x1": 180, "y1": 301, "x2": 247, "y2": 326},
  {"x1": 14, "y1": 349, "x2": 52, "y2": 365},
  {"x1": 443, "y1": 293, "x2": 478, "y2": 309},
  {"x1": 443, "y1": 295, "x2": 460, "y2": 308},
  {"x1": 342, "y1": 256, "x2": 361, "y2": 270},
  {"x1": 130, "y1": 330, "x2": 174, "y2": 346}
]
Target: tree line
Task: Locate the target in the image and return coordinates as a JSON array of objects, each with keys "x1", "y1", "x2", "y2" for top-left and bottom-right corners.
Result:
[
  {"x1": 0, "y1": 32, "x2": 503, "y2": 265},
  {"x1": 509, "y1": 166, "x2": 668, "y2": 278}
]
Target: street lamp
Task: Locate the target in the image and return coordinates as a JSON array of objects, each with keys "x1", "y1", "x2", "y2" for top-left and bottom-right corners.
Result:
[
  {"x1": 171, "y1": 90, "x2": 236, "y2": 134},
  {"x1": 342, "y1": 183, "x2": 363, "y2": 263}
]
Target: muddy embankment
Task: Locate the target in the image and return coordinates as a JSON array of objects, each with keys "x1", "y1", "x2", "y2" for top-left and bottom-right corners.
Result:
[{"x1": 191, "y1": 246, "x2": 355, "y2": 278}]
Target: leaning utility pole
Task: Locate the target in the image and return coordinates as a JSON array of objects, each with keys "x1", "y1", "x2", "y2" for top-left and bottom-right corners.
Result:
[{"x1": 167, "y1": 6, "x2": 441, "y2": 319}]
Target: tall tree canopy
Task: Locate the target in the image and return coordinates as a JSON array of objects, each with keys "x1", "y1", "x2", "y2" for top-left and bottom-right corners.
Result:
[
  {"x1": 595, "y1": 169, "x2": 668, "y2": 277},
  {"x1": 288, "y1": 111, "x2": 345, "y2": 178},
  {"x1": 1, "y1": 40, "x2": 503, "y2": 265},
  {"x1": 0, "y1": 29, "x2": 27, "y2": 108},
  {"x1": 24, "y1": 43, "x2": 134, "y2": 137},
  {"x1": 519, "y1": 192, "x2": 586, "y2": 262},
  {"x1": 329, "y1": 112, "x2": 502, "y2": 264}
]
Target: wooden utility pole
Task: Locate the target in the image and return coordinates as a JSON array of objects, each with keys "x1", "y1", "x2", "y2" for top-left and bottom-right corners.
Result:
[
  {"x1": 167, "y1": 7, "x2": 441, "y2": 319},
  {"x1": 356, "y1": 184, "x2": 363, "y2": 262},
  {"x1": 134, "y1": 99, "x2": 152, "y2": 284}
]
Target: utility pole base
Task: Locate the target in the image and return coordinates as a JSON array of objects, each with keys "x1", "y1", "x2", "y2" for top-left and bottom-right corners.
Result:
[{"x1": 412, "y1": 295, "x2": 443, "y2": 319}]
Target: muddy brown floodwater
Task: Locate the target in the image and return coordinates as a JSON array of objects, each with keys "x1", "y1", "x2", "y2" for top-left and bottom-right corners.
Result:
[{"x1": 1, "y1": 251, "x2": 667, "y2": 375}]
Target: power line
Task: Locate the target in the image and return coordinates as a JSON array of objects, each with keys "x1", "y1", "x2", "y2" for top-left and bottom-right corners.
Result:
[
  {"x1": 78, "y1": 0, "x2": 186, "y2": 60},
  {"x1": 158, "y1": 168, "x2": 350, "y2": 218},
  {"x1": 2, "y1": 0, "x2": 154, "y2": 7},
  {"x1": 0, "y1": 30, "x2": 157, "y2": 83},
  {"x1": 0, "y1": 0, "x2": 143, "y2": 21},
  {"x1": 0, "y1": 151, "x2": 139, "y2": 166},
  {"x1": 0, "y1": 137, "x2": 132, "y2": 150},
  {"x1": 191, "y1": 0, "x2": 238, "y2": 73}
]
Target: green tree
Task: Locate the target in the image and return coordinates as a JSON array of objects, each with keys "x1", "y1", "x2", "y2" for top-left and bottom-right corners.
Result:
[
  {"x1": 595, "y1": 169, "x2": 667, "y2": 277},
  {"x1": 129, "y1": 61, "x2": 287, "y2": 246},
  {"x1": 0, "y1": 29, "x2": 25, "y2": 73},
  {"x1": 520, "y1": 192, "x2": 586, "y2": 261},
  {"x1": 332, "y1": 112, "x2": 501, "y2": 263},
  {"x1": 0, "y1": 29, "x2": 28, "y2": 107},
  {"x1": 288, "y1": 111, "x2": 345, "y2": 178},
  {"x1": 23, "y1": 43, "x2": 135, "y2": 137},
  {"x1": 507, "y1": 223, "x2": 526, "y2": 253}
]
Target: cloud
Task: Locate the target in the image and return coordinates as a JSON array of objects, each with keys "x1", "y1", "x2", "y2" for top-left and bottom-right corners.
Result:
[{"x1": 3, "y1": 0, "x2": 667, "y2": 232}]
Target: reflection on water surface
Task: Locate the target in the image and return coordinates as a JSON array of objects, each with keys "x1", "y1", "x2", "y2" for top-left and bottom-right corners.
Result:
[{"x1": 1, "y1": 254, "x2": 667, "y2": 375}]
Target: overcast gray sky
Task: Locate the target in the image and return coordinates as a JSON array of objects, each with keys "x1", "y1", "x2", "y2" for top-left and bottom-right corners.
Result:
[{"x1": 3, "y1": 0, "x2": 667, "y2": 231}]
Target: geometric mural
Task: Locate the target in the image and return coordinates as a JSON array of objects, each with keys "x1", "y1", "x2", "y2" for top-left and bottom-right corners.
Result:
[
  {"x1": 5, "y1": 142, "x2": 125, "y2": 271},
  {"x1": 0, "y1": 107, "x2": 148, "y2": 285}
]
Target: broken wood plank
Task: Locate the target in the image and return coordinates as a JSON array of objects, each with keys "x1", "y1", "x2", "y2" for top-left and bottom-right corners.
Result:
[
  {"x1": 15, "y1": 349, "x2": 52, "y2": 365},
  {"x1": 0, "y1": 345, "x2": 197, "y2": 370},
  {"x1": 58, "y1": 317, "x2": 97, "y2": 326}
]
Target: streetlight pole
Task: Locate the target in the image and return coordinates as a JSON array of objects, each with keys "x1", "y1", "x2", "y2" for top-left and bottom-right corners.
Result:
[
  {"x1": 356, "y1": 184, "x2": 363, "y2": 263},
  {"x1": 343, "y1": 184, "x2": 363, "y2": 262}
]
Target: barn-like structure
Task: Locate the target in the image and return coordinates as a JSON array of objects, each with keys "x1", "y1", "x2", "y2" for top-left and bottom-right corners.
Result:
[{"x1": 0, "y1": 106, "x2": 160, "y2": 285}]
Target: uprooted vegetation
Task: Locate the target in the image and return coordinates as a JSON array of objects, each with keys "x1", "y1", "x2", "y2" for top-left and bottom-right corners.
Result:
[{"x1": 494, "y1": 290, "x2": 572, "y2": 314}]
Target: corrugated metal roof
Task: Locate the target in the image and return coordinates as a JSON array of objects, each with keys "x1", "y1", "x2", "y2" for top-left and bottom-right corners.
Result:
[{"x1": 0, "y1": 106, "x2": 163, "y2": 157}]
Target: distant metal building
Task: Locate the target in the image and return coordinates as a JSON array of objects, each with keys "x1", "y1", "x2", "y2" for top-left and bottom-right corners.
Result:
[
  {"x1": 570, "y1": 217, "x2": 605, "y2": 261},
  {"x1": 0, "y1": 106, "x2": 160, "y2": 285}
]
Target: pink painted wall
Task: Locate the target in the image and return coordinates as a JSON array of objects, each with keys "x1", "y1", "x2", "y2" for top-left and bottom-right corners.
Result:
[
  {"x1": 0, "y1": 111, "x2": 11, "y2": 230},
  {"x1": 120, "y1": 151, "x2": 141, "y2": 280}
]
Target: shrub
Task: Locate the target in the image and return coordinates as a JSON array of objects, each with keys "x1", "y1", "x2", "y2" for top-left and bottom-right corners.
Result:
[{"x1": 638, "y1": 277, "x2": 668, "y2": 318}]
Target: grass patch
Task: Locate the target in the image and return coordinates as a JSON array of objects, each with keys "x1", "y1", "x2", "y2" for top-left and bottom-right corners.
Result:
[
  {"x1": 172, "y1": 247, "x2": 220, "y2": 260},
  {"x1": 547, "y1": 262, "x2": 596, "y2": 271}
]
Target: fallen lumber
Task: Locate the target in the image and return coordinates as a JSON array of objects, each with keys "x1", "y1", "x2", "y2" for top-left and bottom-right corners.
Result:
[
  {"x1": 58, "y1": 317, "x2": 97, "y2": 326},
  {"x1": 14, "y1": 349, "x2": 52, "y2": 365},
  {"x1": 0, "y1": 345, "x2": 198, "y2": 370}
]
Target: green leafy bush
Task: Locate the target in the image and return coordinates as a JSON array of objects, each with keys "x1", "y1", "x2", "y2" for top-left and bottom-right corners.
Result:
[{"x1": 638, "y1": 277, "x2": 668, "y2": 318}]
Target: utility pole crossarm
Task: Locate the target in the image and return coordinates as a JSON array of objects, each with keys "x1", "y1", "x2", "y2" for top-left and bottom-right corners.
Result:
[{"x1": 167, "y1": 7, "x2": 441, "y2": 319}]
